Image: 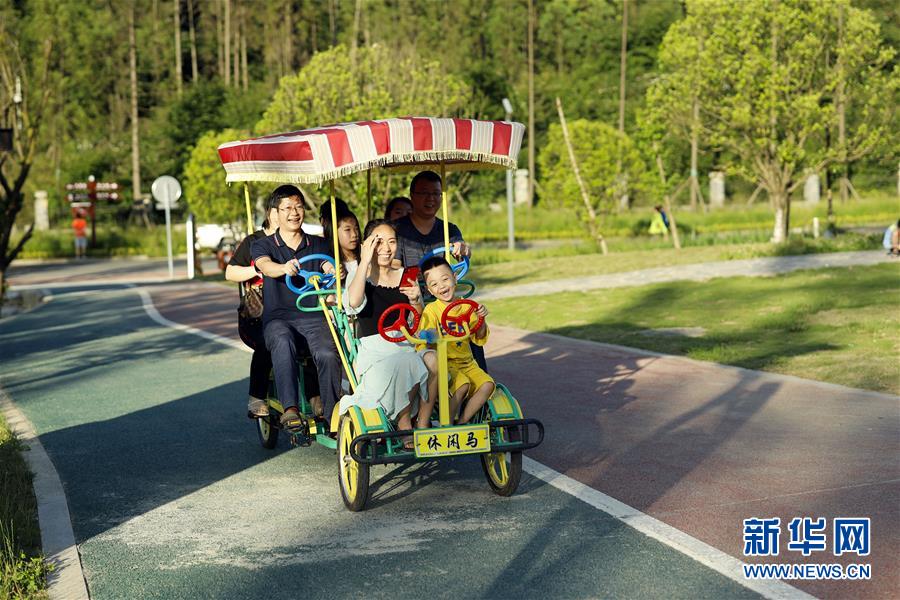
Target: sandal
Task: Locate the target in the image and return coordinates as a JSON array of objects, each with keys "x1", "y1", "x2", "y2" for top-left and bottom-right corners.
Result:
[{"x1": 280, "y1": 409, "x2": 305, "y2": 431}]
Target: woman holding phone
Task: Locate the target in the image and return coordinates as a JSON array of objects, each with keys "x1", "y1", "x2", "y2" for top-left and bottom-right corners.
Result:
[{"x1": 339, "y1": 219, "x2": 439, "y2": 443}]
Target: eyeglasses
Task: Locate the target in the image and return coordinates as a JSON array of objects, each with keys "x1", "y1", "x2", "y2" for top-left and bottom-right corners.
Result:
[
  {"x1": 412, "y1": 191, "x2": 442, "y2": 199},
  {"x1": 278, "y1": 205, "x2": 304, "y2": 214}
]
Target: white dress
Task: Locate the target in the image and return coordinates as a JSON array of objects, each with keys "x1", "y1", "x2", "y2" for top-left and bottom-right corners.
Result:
[{"x1": 338, "y1": 275, "x2": 428, "y2": 420}]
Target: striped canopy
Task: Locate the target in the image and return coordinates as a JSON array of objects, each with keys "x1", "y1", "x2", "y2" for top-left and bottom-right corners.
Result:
[{"x1": 217, "y1": 117, "x2": 525, "y2": 185}]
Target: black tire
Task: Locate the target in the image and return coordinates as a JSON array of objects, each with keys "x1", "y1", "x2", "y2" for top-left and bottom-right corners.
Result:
[
  {"x1": 481, "y1": 425, "x2": 522, "y2": 497},
  {"x1": 257, "y1": 413, "x2": 279, "y2": 449},
  {"x1": 338, "y1": 416, "x2": 370, "y2": 511}
]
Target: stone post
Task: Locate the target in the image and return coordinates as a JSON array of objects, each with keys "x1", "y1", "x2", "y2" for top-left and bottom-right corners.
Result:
[
  {"x1": 709, "y1": 171, "x2": 726, "y2": 207},
  {"x1": 34, "y1": 190, "x2": 50, "y2": 231}
]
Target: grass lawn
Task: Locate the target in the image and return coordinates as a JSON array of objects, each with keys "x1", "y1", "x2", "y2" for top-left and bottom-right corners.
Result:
[
  {"x1": 488, "y1": 263, "x2": 900, "y2": 395},
  {"x1": 0, "y1": 413, "x2": 49, "y2": 599}
]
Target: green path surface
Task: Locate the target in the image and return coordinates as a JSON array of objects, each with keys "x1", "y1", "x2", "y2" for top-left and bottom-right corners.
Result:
[{"x1": 0, "y1": 288, "x2": 760, "y2": 599}]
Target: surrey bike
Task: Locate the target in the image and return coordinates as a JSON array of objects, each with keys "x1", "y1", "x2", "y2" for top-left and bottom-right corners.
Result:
[{"x1": 217, "y1": 117, "x2": 544, "y2": 511}]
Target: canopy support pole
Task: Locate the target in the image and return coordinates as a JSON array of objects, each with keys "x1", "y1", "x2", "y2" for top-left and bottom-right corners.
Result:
[
  {"x1": 312, "y1": 279, "x2": 357, "y2": 393},
  {"x1": 243, "y1": 184, "x2": 253, "y2": 235},
  {"x1": 366, "y1": 170, "x2": 372, "y2": 223},
  {"x1": 440, "y1": 162, "x2": 450, "y2": 262},
  {"x1": 330, "y1": 180, "x2": 342, "y2": 309}
]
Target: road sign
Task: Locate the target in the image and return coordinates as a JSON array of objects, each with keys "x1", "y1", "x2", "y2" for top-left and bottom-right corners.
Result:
[
  {"x1": 152, "y1": 175, "x2": 182, "y2": 279},
  {"x1": 152, "y1": 175, "x2": 182, "y2": 210}
]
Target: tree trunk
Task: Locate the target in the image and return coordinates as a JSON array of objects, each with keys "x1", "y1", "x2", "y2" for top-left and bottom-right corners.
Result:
[
  {"x1": 689, "y1": 99, "x2": 699, "y2": 210},
  {"x1": 770, "y1": 189, "x2": 791, "y2": 243},
  {"x1": 240, "y1": 8, "x2": 248, "y2": 91},
  {"x1": 616, "y1": 0, "x2": 629, "y2": 211},
  {"x1": 173, "y1": 0, "x2": 183, "y2": 95},
  {"x1": 328, "y1": 0, "x2": 336, "y2": 47},
  {"x1": 215, "y1": 0, "x2": 224, "y2": 80},
  {"x1": 836, "y1": 4, "x2": 849, "y2": 203},
  {"x1": 556, "y1": 97, "x2": 608, "y2": 255},
  {"x1": 284, "y1": 1, "x2": 293, "y2": 76},
  {"x1": 232, "y1": 3, "x2": 240, "y2": 88},
  {"x1": 187, "y1": 0, "x2": 198, "y2": 82},
  {"x1": 224, "y1": 0, "x2": 231, "y2": 85},
  {"x1": 350, "y1": 0, "x2": 362, "y2": 68},
  {"x1": 527, "y1": 0, "x2": 535, "y2": 207},
  {"x1": 129, "y1": 3, "x2": 142, "y2": 206}
]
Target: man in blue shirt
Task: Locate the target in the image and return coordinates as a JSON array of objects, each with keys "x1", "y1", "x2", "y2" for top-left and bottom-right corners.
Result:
[
  {"x1": 394, "y1": 170, "x2": 470, "y2": 267},
  {"x1": 252, "y1": 185, "x2": 341, "y2": 430}
]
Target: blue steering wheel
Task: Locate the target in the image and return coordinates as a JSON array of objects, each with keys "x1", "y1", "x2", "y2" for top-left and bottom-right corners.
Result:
[
  {"x1": 418, "y1": 246, "x2": 469, "y2": 280},
  {"x1": 284, "y1": 253, "x2": 337, "y2": 295}
]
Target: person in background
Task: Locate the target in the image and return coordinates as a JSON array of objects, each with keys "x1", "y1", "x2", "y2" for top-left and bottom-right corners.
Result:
[
  {"x1": 649, "y1": 205, "x2": 669, "y2": 237},
  {"x1": 384, "y1": 196, "x2": 413, "y2": 222},
  {"x1": 226, "y1": 196, "x2": 280, "y2": 417},
  {"x1": 72, "y1": 210, "x2": 88, "y2": 259},
  {"x1": 882, "y1": 219, "x2": 899, "y2": 256}
]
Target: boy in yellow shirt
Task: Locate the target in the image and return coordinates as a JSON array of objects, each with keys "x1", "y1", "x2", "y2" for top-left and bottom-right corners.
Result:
[{"x1": 418, "y1": 256, "x2": 494, "y2": 424}]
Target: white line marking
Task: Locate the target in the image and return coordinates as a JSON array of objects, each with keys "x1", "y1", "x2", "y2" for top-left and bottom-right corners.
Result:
[
  {"x1": 132, "y1": 285, "x2": 816, "y2": 599},
  {"x1": 523, "y1": 458, "x2": 815, "y2": 600},
  {"x1": 137, "y1": 288, "x2": 250, "y2": 354},
  {"x1": 0, "y1": 386, "x2": 90, "y2": 600}
]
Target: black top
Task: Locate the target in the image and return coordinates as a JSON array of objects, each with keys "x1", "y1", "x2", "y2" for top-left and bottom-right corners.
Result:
[
  {"x1": 251, "y1": 229, "x2": 334, "y2": 323},
  {"x1": 355, "y1": 280, "x2": 410, "y2": 338},
  {"x1": 231, "y1": 230, "x2": 266, "y2": 300},
  {"x1": 231, "y1": 230, "x2": 266, "y2": 268},
  {"x1": 394, "y1": 215, "x2": 464, "y2": 268}
]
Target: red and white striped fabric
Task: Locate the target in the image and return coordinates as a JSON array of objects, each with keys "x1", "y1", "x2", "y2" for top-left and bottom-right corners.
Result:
[{"x1": 217, "y1": 117, "x2": 525, "y2": 185}]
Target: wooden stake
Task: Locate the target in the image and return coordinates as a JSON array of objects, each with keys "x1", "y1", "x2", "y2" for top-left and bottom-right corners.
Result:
[{"x1": 555, "y1": 97, "x2": 608, "y2": 255}]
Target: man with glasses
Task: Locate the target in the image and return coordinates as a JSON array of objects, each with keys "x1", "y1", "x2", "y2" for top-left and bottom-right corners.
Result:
[
  {"x1": 252, "y1": 185, "x2": 341, "y2": 430},
  {"x1": 394, "y1": 170, "x2": 471, "y2": 267}
]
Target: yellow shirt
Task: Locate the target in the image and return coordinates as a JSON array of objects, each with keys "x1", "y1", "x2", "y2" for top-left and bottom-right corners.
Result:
[{"x1": 418, "y1": 298, "x2": 489, "y2": 361}]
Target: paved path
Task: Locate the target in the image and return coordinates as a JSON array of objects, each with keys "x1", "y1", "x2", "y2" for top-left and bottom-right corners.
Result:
[
  {"x1": 1, "y1": 286, "x2": 763, "y2": 600},
  {"x1": 2, "y1": 254, "x2": 898, "y2": 598},
  {"x1": 476, "y1": 250, "x2": 895, "y2": 300}
]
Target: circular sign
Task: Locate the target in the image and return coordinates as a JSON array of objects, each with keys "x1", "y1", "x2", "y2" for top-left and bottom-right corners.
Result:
[{"x1": 151, "y1": 175, "x2": 182, "y2": 207}]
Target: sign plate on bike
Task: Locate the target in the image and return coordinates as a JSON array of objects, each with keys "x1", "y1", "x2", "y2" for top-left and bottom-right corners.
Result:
[{"x1": 413, "y1": 423, "x2": 490, "y2": 458}]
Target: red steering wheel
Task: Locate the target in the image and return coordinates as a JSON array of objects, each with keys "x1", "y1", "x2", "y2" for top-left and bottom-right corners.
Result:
[
  {"x1": 378, "y1": 303, "x2": 421, "y2": 343},
  {"x1": 440, "y1": 299, "x2": 484, "y2": 338}
]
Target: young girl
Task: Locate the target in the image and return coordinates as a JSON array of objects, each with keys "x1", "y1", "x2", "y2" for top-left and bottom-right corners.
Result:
[{"x1": 319, "y1": 198, "x2": 361, "y2": 285}]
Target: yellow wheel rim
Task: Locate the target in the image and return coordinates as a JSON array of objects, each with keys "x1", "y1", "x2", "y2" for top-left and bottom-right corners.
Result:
[
  {"x1": 486, "y1": 426, "x2": 511, "y2": 486},
  {"x1": 487, "y1": 450, "x2": 510, "y2": 486},
  {"x1": 258, "y1": 418, "x2": 270, "y2": 438},
  {"x1": 339, "y1": 418, "x2": 358, "y2": 501}
]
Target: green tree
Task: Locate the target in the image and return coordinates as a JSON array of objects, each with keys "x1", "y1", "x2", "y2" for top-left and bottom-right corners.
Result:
[
  {"x1": 646, "y1": 0, "x2": 898, "y2": 242},
  {"x1": 0, "y1": 9, "x2": 53, "y2": 299},
  {"x1": 183, "y1": 128, "x2": 249, "y2": 225},
  {"x1": 256, "y1": 44, "x2": 471, "y2": 213},
  {"x1": 539, "y1": 119, "x2": 645, "y2": 239}
]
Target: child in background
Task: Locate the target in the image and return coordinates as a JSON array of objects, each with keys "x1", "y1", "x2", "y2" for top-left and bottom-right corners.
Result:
[
  {"x1": 384, "y1": 196, "x2": 413, "y2": 222},
  {"x1": 319, "y1": 198, "x2": 361, "y2": 284},
  {"x1": 72, "y1": 211, "x2": 88, "y2": 259},
  {"x1": 418, "y1": 256, "x2": 494, "y2": 424}
]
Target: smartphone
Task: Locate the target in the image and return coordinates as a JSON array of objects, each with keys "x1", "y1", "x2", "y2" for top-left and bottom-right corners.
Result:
[{"x1": 400, "y1": 266, "x2": 420, "y2": 288}]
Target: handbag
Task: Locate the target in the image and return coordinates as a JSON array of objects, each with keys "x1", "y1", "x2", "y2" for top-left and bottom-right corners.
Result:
[{"x1": 239, "y1": 281, "x2": 264, "y2": 320}]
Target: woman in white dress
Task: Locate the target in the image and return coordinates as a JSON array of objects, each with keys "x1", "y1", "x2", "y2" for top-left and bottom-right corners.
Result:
[{"x1": 340, "y1": 220, "x2": 438, "y2": 444}]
